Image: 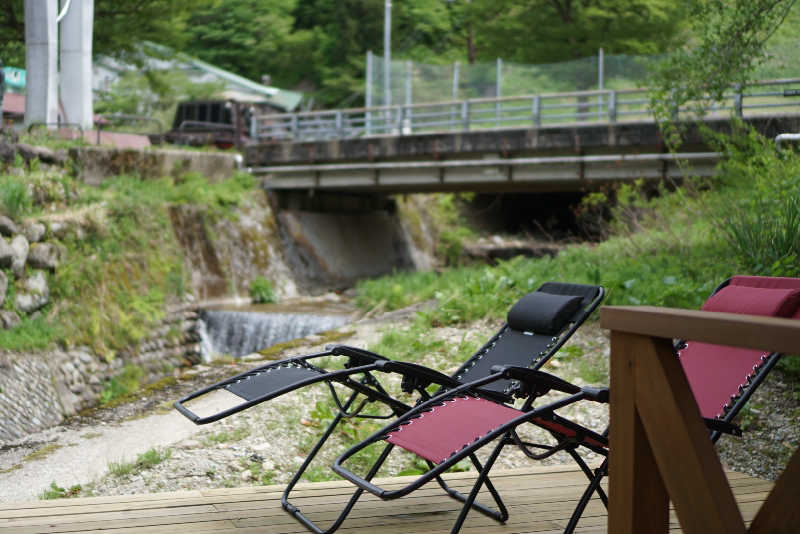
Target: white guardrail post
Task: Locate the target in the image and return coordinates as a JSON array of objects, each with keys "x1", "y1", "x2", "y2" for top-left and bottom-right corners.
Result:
[{"x1": 609, "y1": 90, "x2": 617, "y2": 124}]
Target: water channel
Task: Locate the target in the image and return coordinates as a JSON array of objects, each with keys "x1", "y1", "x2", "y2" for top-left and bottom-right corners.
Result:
[{"x1": 196, "y1": 300, "x2": 356, "y2": 360}]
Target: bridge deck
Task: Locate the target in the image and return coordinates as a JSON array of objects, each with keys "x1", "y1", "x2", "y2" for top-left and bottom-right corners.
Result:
[{"x1": 0, "y1": 466, "x2": 770, "y2": 533}]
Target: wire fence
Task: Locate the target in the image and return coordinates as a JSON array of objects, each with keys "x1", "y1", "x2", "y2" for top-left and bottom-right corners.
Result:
[{"x1": 365, "y1": 44, "x2": 800, "y2": 109}]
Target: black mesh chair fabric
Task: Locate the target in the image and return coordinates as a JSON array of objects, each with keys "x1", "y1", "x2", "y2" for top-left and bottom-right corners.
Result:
[
  {"x1": 225, "y1": 364, "x2": 325, "y2": 401},
  {"x1": 455, "y1": 328, "x2": 554, "y2": 393},
  {"x1": 453, "y1": 283, "x2": 601, "y2": 394}
]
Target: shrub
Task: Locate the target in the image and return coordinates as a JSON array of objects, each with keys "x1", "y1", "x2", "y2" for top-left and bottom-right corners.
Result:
[
  {"x1": 100, "y1": 365, "x2": 144, "y2": 404},
  {"x1": 713, "y1": 125, "x2": 800, "y2": 277},
  {"x1": 249, "y1": 276, "x2": 276, "y2": 303},
  {"x1": 0, "y1": 178, "x2": 32, "y2": 219}
]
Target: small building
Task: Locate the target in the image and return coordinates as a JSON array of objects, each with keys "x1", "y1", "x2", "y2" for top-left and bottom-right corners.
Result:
[{"x1": 93, "y1": 42, "x2": 303, "y2": 113}]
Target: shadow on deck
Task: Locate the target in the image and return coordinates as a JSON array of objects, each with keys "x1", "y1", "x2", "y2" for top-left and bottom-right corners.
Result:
[{"x1": 0, "y1": 465, "x2": 770, "y2": 534}]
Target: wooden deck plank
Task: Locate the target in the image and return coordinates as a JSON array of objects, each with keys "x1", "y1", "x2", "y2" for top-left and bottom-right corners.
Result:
[{"x1": 0, "y1": 467, "x2": 770, "y2": 534}]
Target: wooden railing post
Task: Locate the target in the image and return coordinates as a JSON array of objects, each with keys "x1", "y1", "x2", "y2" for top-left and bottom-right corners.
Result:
[{"x1": 608, "y1": 331, "x2": 669, "y2": 534}]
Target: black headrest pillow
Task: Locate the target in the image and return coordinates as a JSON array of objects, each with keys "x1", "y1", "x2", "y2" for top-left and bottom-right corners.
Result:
[{"x1": 506, "y1": 291, "x2": 583, "y2": 335}]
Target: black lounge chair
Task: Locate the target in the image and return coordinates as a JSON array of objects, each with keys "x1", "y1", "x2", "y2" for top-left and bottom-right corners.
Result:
[
  {"x1": 175, "y1": 281, "x2": 604, "y2": 533},
  {"x1": 332, "y1": 275, "x2": 799, "y2": 534}
]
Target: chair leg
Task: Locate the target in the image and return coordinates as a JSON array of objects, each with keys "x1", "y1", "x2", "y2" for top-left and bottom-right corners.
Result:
[
  {"x1": 564, "y1": 456, "x2": 608, "y2": 534},
  {"x1": 430, "y1": 448, "x2": 510, "y2": 524},
  {"x1": 282, "y1": 389, "x2": 364, "y2": 534},
  {"x1": 449, "y1": 438, "x2": 509, "y2": 534}
]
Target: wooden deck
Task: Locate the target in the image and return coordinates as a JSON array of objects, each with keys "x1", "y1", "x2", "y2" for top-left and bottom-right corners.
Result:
[{"x1": 0, "y1": 465, "x2": 771, "y2": 534}]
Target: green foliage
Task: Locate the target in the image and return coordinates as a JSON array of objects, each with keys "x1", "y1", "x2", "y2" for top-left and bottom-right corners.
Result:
[
  {"x1": 0, "y1": 176, "x2": 32, "y2": 219},
  {"x1": 100, "y1": 365, "x2": 144, "y2": 405},
  {"x1": 241, "y1": 459, "x2": 276, "y2": 485},
  {"x1": 17, "y1": 171, "x2": 257, "y2": 354},
  {"x1": 109, "y1": 448, "x2": 172, "y2": 478},
  {"x1": 710, "y1": 125, "x2": 800, "y2": 276},
  {"x1": 39, "y1": 482, "x2": 82, "y2": 500},
  {"x1": 184, "y1": 0, "x2": 310, "y2": 89},
  {"x1": 0, "y1": 315, "x2": 65, "y2": 352},
  {"x1": 0, "y1": 1, "x2": 204, "y2": 68},
  {"x1": 357, "y1": 178, "x2": 739, "y2": 328},
  {"x1": 249, "y1": 276, "x2": 277, "y2": 304},
  {"x1": 467, "y1": 0, "x2": 686, "y2": 69},
  {"x1": 432, "y1": 194, "x2": 475, "y2": 266},
  {"x1": 398, "y1": 457, "x2": 471, "y2": 477},
  {"x1": 368, "y1": 319, "x2": 446, "y2": 363},
  {"x1": 94, "y1": 70, "x2": 225, "y2": 133},
  {"x1": 649, "y1": 0, "x2": 797, "y2": 147}
]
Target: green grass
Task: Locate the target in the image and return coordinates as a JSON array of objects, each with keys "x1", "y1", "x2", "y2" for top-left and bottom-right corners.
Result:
[
  {"x1": 354, "y1": 128, "x2": 800, "y2": 402},
  {"x1": 203, "y1": 427, "x2": 251, "y2": 445},
  {"x1": 0, "y1": 177, "x2": 33, "y2": 219},
  {"x1": 39, "y1": 482, "x2": 83, "y2": 500},
  {"x1": 24, "y1": 443, "x2": 63, "y2": 463},
  {"x1": 0, "y1": 168, "x2": 259, "y2": 355},
  {"x1": 108, "y1": 448, "x2": 172, "y2": 478}
]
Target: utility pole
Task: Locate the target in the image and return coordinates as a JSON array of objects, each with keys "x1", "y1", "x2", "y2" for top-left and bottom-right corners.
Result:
[
  {"x1": 384, "y1": 0, "x2": 392, "y2": 108},
  {"x1": 25, "y1": 0, "x2": 94, "y2": 130},
  {"x1": 60, "y1": 0, "x2": 94, "y2": 129},
  {"x1": 25, "y1": 0, "x2": 59, "y2": 127}
]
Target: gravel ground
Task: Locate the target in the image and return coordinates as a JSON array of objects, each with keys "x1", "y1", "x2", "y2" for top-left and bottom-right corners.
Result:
[{"x1": 1, "y1": 307, "x2": 798, "y2": 502}]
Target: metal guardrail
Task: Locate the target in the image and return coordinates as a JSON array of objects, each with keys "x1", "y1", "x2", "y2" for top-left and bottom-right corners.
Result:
[{"x1": 252, "y1": 78, "x2": 800, "y2": 142}]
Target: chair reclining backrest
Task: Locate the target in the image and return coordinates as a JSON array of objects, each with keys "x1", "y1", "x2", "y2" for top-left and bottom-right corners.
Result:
[
  {"x1": 452, "y1": 282, "x2": 602, "y2": 395},
  {"x1": 679, "y1": 276, "x2": 800, "y2": 422}
]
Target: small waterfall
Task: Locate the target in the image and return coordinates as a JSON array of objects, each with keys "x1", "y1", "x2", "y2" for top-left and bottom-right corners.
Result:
[{"x1": 197, "y1": 309, "x2": 350, "y2": 361}]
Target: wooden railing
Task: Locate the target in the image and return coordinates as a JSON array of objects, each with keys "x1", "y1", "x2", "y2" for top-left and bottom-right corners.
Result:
[{"x1": 600, "y1": 306, "x2": 800, "y2": 534}]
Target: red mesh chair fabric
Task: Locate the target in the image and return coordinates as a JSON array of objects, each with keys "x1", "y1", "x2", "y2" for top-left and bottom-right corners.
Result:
[
  {"x1": 680, "y1": 343, "x2": 770, "y2": 418},
  {"x1": 681, "y1": 284, "x2": 800, "y2": 418},
  {"x1": 730, "y1": 275, "x2": 800, "y2": 290},
  {"x1": 386, "y1": 396, "x2": 521, "y2": 464}
]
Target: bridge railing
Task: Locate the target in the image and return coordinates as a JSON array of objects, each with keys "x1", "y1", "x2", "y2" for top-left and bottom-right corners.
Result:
[{"x1": 251, "y1": 78, "x2": 800, "y2": 142}]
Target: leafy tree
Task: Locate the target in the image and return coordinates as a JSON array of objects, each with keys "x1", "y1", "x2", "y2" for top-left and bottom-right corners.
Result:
[
  {"x1": 183, "y1": 0, "x2": 313, "y2": 90},
  {"x1": 450, "y1": 0, "x2": 687, "y2": 71},
  {"x1": 648, "y1": 0, "x2": 797, "y2": 147},
  {"x1": 0, "y1": 0, "x2": 201, "y2": 67},
  {"x1": 291, "y1": 0, "x2": 461, "y2": 106}
]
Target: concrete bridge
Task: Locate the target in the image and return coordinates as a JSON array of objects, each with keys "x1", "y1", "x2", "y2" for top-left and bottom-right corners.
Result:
[{"x1": 244, "y1": 79, "x2": 800, "y2": 197}]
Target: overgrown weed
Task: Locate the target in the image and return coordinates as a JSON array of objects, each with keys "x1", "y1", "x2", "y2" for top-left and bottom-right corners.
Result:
[{"x1": 109, "y1": 448, "x2": 171, "y2": 478}]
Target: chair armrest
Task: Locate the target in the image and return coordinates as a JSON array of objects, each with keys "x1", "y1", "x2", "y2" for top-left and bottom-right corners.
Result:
[
  {"x1": 489, "y1": 365, "x2": 609, "y2": 403},
  {"x1": 374, "y1": 360, "x2": 462, "y2": 392},
  {"x1": 490, "y1": 365, "x2": 580, "y2": 393},
  {"x1": 330, "y1": 345, "x2": 391, "y2": 366}
]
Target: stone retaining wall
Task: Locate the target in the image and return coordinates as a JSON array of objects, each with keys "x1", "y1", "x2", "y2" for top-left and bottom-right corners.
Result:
[
  {"x1": 69, "y1": 146, "x2": 241, "y2": 186},
  {"x1": 0, "y1": 308, "x2": 203, "y2": 445}
]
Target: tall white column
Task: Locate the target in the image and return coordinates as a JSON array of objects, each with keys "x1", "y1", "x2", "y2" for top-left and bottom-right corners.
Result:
[
  {"x1": 25, "y1": 0, "x2": 59, "y2": 127},
  {"x1": 60, "y1": 0, "x2": 94, "y2": 129}
]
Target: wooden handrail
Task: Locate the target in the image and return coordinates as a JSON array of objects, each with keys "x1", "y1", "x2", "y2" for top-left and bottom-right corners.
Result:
[
  {"x1": 600, "y1": 305, "x2": 800, "y2": 534},
  {"x1": 601, "y1": 306, "x2": 800, "y2": 353}
]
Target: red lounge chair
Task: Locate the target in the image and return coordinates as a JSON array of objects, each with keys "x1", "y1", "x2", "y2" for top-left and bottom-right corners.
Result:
[{"x1": 332, "y1": 275, "x2": 800, "y2": 534}]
